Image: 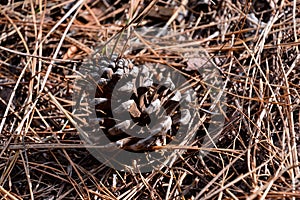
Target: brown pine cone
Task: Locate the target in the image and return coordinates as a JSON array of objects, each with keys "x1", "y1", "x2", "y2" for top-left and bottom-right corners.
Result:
[{"x1": 74, "y1": 54, "x2": 196, "y2": 152}]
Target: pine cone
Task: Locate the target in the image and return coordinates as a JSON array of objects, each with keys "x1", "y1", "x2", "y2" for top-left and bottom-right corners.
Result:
[{"x1": 74, "y1": 54, "x2": 197, "y2": 153}]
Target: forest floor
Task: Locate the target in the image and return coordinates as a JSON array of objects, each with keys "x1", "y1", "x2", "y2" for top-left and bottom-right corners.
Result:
[{"x1": 0, "y1": 0, "x2": 299, "y2": 199}]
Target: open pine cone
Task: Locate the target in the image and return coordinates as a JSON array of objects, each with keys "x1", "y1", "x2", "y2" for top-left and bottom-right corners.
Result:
[{"x1": 74, "y1": 54, "x2": 200, "y2": 153}]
